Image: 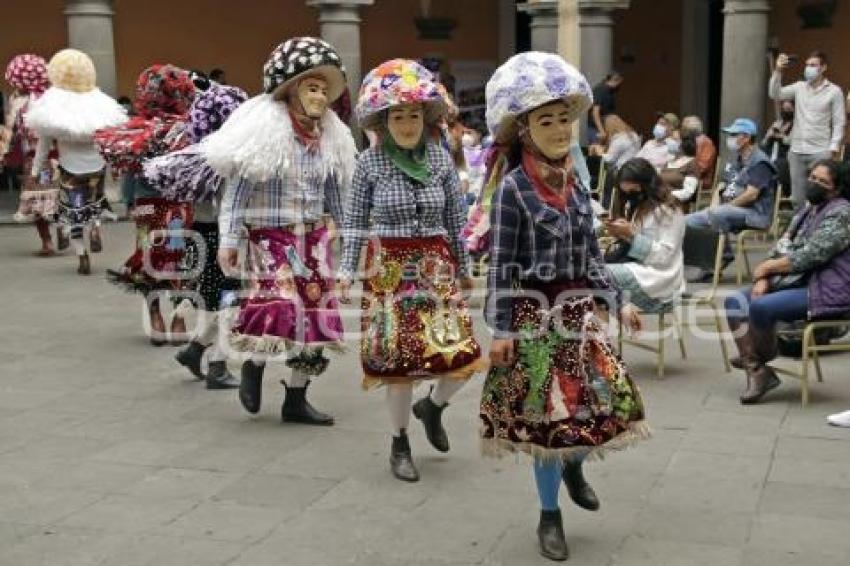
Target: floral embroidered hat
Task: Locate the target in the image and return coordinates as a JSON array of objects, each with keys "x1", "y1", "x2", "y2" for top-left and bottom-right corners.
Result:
[
  {"x1": 356, "y1": 58, "x2": 447, "y2": 130},
  {"x1": 133, "y1": 64, "x2": 196, "y2": 120},
  {"x1": 5, "y1": 54, "x2": 49, "y2": 95},
  {"x1": 187, "y1": 84, "x2": 248, "y2": 143},
  {"x1": 262, "y1": 37, "x2": 347, "y2": 102},
  {"x1": 485, "y1": 52, "x2": 592, "y2": 144},
  {"x1": 47, "y1": 49, "x2": 97, "y2": 93}
]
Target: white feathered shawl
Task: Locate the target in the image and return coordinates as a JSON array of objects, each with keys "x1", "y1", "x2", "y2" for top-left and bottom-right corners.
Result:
[
  {"x1": 24, "y1": 87, "x2": 127, "y2": 142},
  {"x1": 199, "y1": 93, "x2": 357, "y2": 193}
]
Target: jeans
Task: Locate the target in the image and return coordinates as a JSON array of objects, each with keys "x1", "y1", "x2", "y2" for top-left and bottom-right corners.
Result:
[
  {"x1": 788, "y1": 150, "x2": 832, "y2": 207},
  {"x1": 686, "y1": 205, "x2": 752, "y2": 261},
  {"x1": 724, "y1": 286, "x2": 809, "y2": 331}
]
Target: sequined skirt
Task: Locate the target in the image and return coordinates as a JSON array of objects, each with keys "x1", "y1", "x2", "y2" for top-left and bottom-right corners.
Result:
[
  {"x1": 229, "y1": 226, "x2": 344, "y2": 353},
  {"x1": 106, "y1": 197, "x2": 194, "y2": 294},
  {"x1": 360, "y1": 236, "x2": 484, "y2": 389},
  {"x1": 56, "y1": 167, "x2": 107, "y2": 228},
  {"x1": 480, "y1": 283, "x2": 648, "y2": 460},
  {"x1": 190, "y1": 222, "x2": 239, "y2": 312}
]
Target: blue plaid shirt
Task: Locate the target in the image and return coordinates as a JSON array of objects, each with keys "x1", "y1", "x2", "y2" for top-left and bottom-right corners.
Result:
[
  {"x1": 339, "y1": 143, "x2": 470, "y2": 278},
  {"x1": 218, "y1": 141, "x2": 344, "y2": 248},
  {"x1": 486, "y1": 166, "x2": 618, "y2": 337}
]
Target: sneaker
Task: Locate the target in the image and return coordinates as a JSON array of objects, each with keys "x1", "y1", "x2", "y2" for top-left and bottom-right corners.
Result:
[{"x1": 826, "y1": 410, "x2": 850, "y2": 427}]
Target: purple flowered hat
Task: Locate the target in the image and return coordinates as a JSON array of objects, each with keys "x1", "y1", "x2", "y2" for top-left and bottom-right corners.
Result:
[
  {"x1": 485, "y1": 52, "x2": 592, "y2": 143},
  {"x1": 356, "y1": 59, "x2": 447, "y2": 130},
  {"x1": 187, "y1": 84, "x2": 248, "y2": 143}
]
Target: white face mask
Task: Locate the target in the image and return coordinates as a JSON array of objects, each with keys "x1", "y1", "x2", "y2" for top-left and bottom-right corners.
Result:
[
  {"x1": 726, "y1": 137, "x2": 740, "y2": 152},
  {"x1": 804, "y1": 65, "x2": 820, "y2": 83},
  {"x1": 461, "y1": 133, "x2": 475, "y2": 148},
  {"x1": 652, "y1": 124, "x2": 667, "y2": 140}
]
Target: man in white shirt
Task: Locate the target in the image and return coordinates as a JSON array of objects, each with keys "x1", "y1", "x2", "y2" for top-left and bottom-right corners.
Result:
[
  {"x1": 769, "y1": 51, "x2": 845, "y2": 206},
  {"x1": 636, "y1": 112, "x2": 678, "y2": 170}
]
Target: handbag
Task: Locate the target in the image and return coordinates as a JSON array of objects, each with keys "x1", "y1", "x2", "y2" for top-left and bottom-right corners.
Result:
[{"x1": 769, "y1": 270, "x2": 809, "y2": 291}]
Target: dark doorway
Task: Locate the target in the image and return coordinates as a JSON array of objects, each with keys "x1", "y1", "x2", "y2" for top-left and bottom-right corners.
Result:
[
  {"x1": 516, "y1": 9, "x2": 531, "y2": 53},
  {"x1": 706, "y1": 0, "x2": 725, "y2": 141}
]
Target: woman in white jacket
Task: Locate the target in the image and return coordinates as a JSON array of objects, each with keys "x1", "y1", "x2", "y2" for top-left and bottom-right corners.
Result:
[{"x1": 605, "y1": 157, "x2": 686, "y2": 314}]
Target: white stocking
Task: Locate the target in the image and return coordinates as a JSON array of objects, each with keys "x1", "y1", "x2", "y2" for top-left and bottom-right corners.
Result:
[
  {"x1": 430, "y1": 377, "x2": 465, "y2": 407},
  {"x1": 287, "y1": 369, "x2": 310, "y2": 388},
  {"x1": 387, "y1": 383, "x2": 413, "y2": 436}
]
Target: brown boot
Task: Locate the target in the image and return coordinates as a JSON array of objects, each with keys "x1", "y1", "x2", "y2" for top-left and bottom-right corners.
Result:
[
  {"x1": 740, "y1": 363, "x2": 781, "y2": 404},
  {"x1": 77, "y1": 253, "x2": 91, "y2": 275},
  {"x1": 89, "y1": 225, "x2": 103, "y2": 253},
  {"x1": 728, "y1": 319, "x2": 781, "y2": 404},
  {"x1": 34, "y1": 218, "x2": 54, "y2": 256}
]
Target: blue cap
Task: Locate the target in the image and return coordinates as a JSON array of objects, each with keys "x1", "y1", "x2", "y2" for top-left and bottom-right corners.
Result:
[{"x1": 722, "y1": 118, "x2": 758, "y2": 136}]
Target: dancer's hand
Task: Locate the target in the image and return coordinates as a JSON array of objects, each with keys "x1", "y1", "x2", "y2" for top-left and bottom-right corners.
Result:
[
  {"x1": 489, "y1": 338, "x2": 515, "y2": 368},
  {"x1": 337, "y1": 278, "x2": 352, "y2": 304},
  {"x1": 218, "y1": 247, "x2": 239, "y2": 275}
]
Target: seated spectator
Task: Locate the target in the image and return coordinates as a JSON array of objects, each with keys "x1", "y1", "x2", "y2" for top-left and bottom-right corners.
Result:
[
  {"x1": 686, "y1": 118, "x2": 776, "y2": 281},
  {"x1": 598, "y1": 114, "x2": 641, "y2": 170},
  {"x1": 636, "y1": 112, "x2": 679, "y2": 170},
  {"x1": 762, "y1": 100, "x2": 794, "y2": 195},
  {"x1": 605, "y1": 158, "x2": 686, "y2": 316},
  {"x1": 724, "y1": 159, "x2": 850, "y2": 404},
  {"x1": 681, "y1": 115, "x2": 717, "y2": 189},
  {"x1": 662, "y1": 132, "x2": 700, "y2": 211}
]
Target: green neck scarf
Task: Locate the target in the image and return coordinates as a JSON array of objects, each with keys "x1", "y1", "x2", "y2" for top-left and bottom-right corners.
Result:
[{"x1": 382, "y1": 133, "x2": 430, "y2": 184}]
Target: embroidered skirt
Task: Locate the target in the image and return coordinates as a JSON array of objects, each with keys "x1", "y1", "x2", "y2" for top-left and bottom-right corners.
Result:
[
  {"x1": 107, "y1": 197, "x2": 194, "y2": 294},
  {"x1": 480, "y1": 282, "x2": 648, "y2": 461},
  {"x1": 56, "y1": 168, "x2": 107, "y2": 231},
  {"x1": 360, "y1": 236, "x2": 484, "y2": 389},
  {"x1": 229, "y1": 226, "x2": 344, "y2": 355},
  {"x1": 190, "y1": 221, "x2": 239, "y2": 312}
]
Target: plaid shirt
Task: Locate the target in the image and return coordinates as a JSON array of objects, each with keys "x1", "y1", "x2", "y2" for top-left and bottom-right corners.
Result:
[
  {"x1": 218, "y1": 142, "x2": 344, "y2": 248},
  {"x1": 339, "y1": 143, "x2": 470, "y2": 278},
  {"x1": 486, "y1": 166, "x2": 617, "y2": 337}
]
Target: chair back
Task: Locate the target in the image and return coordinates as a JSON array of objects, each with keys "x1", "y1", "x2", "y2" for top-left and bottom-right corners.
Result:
[{"x1": 683, "y1": 226, "x2": 726, "y2": 299}]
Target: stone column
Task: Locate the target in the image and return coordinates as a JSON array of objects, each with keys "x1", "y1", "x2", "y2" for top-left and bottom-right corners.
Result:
[
  {"x1": 720, "y1": 0, "x2": 771, "y2": 135},
  {"x1": 680, "y1": 0, "x2": 710, "y2": 121},
  {"x1": 306, "y1": 0, "x2": 373, "y2": 103},
  {"x1": 64, "y1": 0, "x2": 117, "y2": 96},
  {"x1": 518, "y1": 0, "x2": 559, "y2": 53},
  {"x1": 578, "y1": 0, "x2": 630, "y2": 88}
]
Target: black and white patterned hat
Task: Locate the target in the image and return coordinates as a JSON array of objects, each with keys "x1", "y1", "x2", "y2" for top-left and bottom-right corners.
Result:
[{"x1": 263, "y1": 37, "x2": 347, "y2": 102}]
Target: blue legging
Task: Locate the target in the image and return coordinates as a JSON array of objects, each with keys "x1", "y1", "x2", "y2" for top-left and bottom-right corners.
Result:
[
  {"x1": 533, "y1": 453, "x2": 588, "y2": 511},
  {"x1": 724, "y1": 286, "x2": 809, "y2": 330}
]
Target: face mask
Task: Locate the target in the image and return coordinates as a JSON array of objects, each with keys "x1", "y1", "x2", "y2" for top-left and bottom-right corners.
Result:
[
  {"x1": 806, "y1": 181, "x2": 829, "y2": 205},
  {"x1": 726, "y1": 137, "x2": 740, "y2": 152},
  {"x1": 652, "y1": 124, "x2": 667, "y2": 140},
  {"x1": 804, "y1": 65, "x2": 820, "y2": 83},
  {"x1": 527, "y1": 101, "x2": 572, "y2": 160},
  {"x1": 296, "y1": 77, "x2": 329, "y2": 118},
  {"x1": 780, "y1": 111, "x2": 794, "y2": 121},
  {"x1": 666, "y1": 139, "x2": 680, "y2": 154},
  {"x1": 624, "y1": 190, "x2": 646, "y2": 210},
  {"x1": 387, "y1": 104, "x2": 425, "y2": 149},
  {"x1": 461, "y1": 133, "x2": 475, "y2": 148}
]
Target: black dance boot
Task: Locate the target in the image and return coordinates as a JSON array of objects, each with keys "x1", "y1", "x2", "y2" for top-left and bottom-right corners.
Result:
[
  {"x1": 390, "y1": 429, "x2": 420, "y2": 482},
  {"x1": 537, "y1": 509, "x2": 569, "y2": 561},
  {"x1": 412, "y1": 393, "x2": 450, "y2": 452},
  {"x1": 175, "y1": 341, "x2": 207, "y2": 379},
  {"x1": 563, "y1": 458, "x2": 600, "y2": 511},
  {"x1": 280, "y1": 381, "x2": 334, "y2": 425},
  {"x1": 206, "y1": 361, "x2": 239, "y2": 390},
  {"x1": 239, "y1": 360, "x2": 265, "y2": 414}
]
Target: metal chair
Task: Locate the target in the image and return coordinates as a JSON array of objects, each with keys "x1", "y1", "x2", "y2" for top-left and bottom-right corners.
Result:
[
  {"x1": 769, "y1": 319, "x2": 850, "y2": 406},
  {"x1": 733, "y1": 184, "x2": 785, "y2": 284},
  {"x1": 694, "y1": 157, "x2": 723, "y2": 211},
  {"x1": 618, "y1": 304, "x2": 687, "y2": 379}
]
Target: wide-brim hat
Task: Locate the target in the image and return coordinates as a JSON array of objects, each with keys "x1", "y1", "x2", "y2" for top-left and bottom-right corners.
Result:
[
  {"x1": 356, "y1": 58, "x2": 447, "y2": 131},
  {"x1": 47, "y1": 49, "x2": 96, "y2": 93},
  {"x1": 485, "y1": 51, "x2": 592, "y2": 144},
  {"x1": 5, "y1": 53, "x2": 49, "y2": 95},
  {"x1": 187, "y1": 84, "x2": 248, "y2": 143},
  {"x1": 133, "y1": 64, "x2": 196, "y2": 120},
  {"x1": 263, "y1": 37, "x2": 347, "y2": 103}
]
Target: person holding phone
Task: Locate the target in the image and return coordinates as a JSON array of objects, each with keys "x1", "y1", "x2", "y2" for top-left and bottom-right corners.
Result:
[{"x1": 769, "y1": 51, "x2": 846, "y2": 206}]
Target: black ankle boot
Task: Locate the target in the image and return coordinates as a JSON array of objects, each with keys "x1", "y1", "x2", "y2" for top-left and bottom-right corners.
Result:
[
  {"x1": 239, "y1": 361, "x2": 264, "y2": 414},
  {"x1": 412, "y1": 393, "x2": 450, "y2": 452},
  {"x1": 563, "y1": 458, "x2": 600, "y2": 511},
  {"x1": 537, "y1": 509, "x2": 569, "y2": 561},
  {"x1": 206, "y1": 361, "x2": 239, "y2": 390},
  {"x1": 390, "y1": 430, "x2": 420, "y2": 482},
  {"x1": 280, "y1": 382, "x2": 334, "y2": 426},
  {"x1": 175, "y1": 341, "x2": 207, "y2": 379}
]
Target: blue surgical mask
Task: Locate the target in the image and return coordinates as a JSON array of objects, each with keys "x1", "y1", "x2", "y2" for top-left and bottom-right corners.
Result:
[
  {"x1": 726, "y1": 137, "x2": 739, "y2": 152},
  {"x1": 652, "y1": 124, "x2": 667, "y2": 140},
  {"x1": 666, "y1": 138, "x2": 680, "y2": 154},
  {"x1": 804, "y1": 65, "x2": 820, "y2": 83}
]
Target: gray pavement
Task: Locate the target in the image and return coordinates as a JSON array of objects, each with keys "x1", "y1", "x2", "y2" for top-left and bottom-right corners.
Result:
[{"x1": 1, "y1": 222, "x2": 849, "y2": 566}]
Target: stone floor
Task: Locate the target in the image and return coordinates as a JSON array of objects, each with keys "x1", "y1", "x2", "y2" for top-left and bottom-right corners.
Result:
[{"x1": 1, "y1": 222, "x2": 849, "y2": 566}]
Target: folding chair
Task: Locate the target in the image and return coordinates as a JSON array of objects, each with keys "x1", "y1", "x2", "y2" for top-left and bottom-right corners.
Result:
[
  {"x1": 618, "y1": 303, "x2": 687, "y2": 379},
  {"x1": 770, "y1": 319, "x2": 850, "y2": 406},
  {"x1": 694, "y1": 157, "x2": 723, "y2": 211},
  {"x1": 734, "y1": 184, "x2": 784, "y2": 285},
  {"x1": 680, "y1": 227, "x2": 732, "y2": 372}
]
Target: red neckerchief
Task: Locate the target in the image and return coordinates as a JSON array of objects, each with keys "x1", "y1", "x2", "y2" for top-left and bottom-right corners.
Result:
[{"x1": 521, "y1": 147, "x2": 574, "y2": 210}]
